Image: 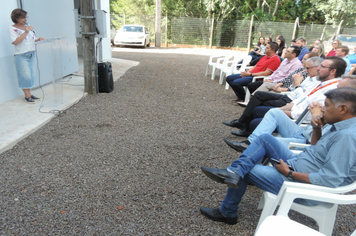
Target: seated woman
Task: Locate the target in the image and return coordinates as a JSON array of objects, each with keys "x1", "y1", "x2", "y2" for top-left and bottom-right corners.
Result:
[
  {"x1": 312, "y1": 43, "x2": 325, "y2": 58},
  {"x1": 276, "y1": 36, "x2": 285, "y2": 57},
  {"x1": 326, "y1": 39, "x2": 342, "y2": 57}
]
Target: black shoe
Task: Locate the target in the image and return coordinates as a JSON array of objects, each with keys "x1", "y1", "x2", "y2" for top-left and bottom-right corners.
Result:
[
  {"x1": 201, "y1": 166, "x2": 242, "y2": 189},
  {"x1": 224, "y1": 139, "x2": 250, "y2": 152},
  {"x1": 31, "y1": 95, "x2": 40, "y2": 100},
  {"x1": 200, "y1": 207, "x2": 238, "y2": 225},
  {"x1": 222, "y1": 119, "x2": 246, "y2": 129},
  {"x1": 25, "y1": 97, "x2": 35, "y2": 102},
  {"x1": 231, "y1": 129, "x2": 251, "y2": 137}
]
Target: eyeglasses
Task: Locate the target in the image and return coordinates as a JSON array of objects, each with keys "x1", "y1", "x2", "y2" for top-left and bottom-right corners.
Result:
[
  {"x1": 20, "y1": 16, "x2": 29, "y2": 19},
  {"x1": 332, "y1": 42, "x2": 338, "y2": 45}
]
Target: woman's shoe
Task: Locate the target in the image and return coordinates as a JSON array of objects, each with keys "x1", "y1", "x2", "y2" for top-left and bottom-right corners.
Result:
[
  {"x1": 25, "y1": 97, "x2": 35, "y2": 102},
  {"x1": 31, "y1": 95, "x2": 40, "y2": 99}
]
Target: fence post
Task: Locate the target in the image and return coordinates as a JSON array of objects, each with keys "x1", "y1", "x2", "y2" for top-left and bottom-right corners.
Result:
[
  {"x1": 247, "y1": 15, "x2": 254, "y2": 53},
  {"x1": 209, "y1": 13, "x2": 214, "y2": 49},
  {"x1": 320, "y1": 23, "x2": 327, "y2": 40},
  {"x1": 123, "y1": 9, "x2": 126, "y2": 25},
  {"x1": 165, "y1": 12, "x2": 168, "y2": 47},
  {"x1": 336, "y1": 20, "x2": 344, "y2": 35},
  {"x1": 155, "y1": 0, "x2": 162, "y2": 47},
  {"x1": 292, "y1": 17, "x2": 299, "y2": 40}
]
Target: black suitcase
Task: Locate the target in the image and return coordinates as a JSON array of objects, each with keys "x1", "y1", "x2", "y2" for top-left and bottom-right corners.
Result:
[{"x1": 98, "y1": 62, "x2": 114, "y2": 93}]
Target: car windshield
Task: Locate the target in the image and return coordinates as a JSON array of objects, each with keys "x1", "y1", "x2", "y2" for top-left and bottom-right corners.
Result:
[
  {"x1": 121, "y1": 26, "x2": 143, "y2": 33},
  {"x1": 337, "y1": 36, "x2": 356, "y2": 43}
]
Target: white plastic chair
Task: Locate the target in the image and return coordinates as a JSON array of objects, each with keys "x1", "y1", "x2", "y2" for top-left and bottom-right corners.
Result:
[
  {"x1": 255, "y1": 187, "x2": 356, "y2": 236},
  {"x1": 205, "y1": 55, "x2": 224, "y2": 80},
  {"x1": 243, "y1": 75, "x2": 267, "y2": 102},
  {"x1": 256, "y1": 180, "x2": 356, "y2": 236},
  {"x1": 219, "y1": 55, "x2": 243, "y2": 85},
  {"x1": 214, "y1": 55, "x2": 234, "y2": 82},
  {"x1": 224, "y1": 55, "x2": 252, "y2": 90}
]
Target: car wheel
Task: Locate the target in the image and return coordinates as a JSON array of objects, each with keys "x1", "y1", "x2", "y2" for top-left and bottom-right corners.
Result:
[{"x1": 147, "y1": 41, "x2": 150, "y2": 47}]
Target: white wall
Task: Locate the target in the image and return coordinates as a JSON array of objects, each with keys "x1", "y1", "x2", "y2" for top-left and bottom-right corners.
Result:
[{"x1": 96, "y1": 0, "x2": 112, "y2": 61}]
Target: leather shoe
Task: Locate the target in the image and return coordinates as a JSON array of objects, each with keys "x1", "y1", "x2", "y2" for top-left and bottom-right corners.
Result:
[
  {"x1": 222, "y1": 119, "x2": 246, "y2": 129},
  {"x1": 231, "y1": 129, "x2": 251, "y2": 137},
  {"x1": 200, "y1": 207, "x2": 238, "y2": 224},
  {"x1": 201, "y1": 166, "x2": 242, "y2": 189},
  {"x1": 224, "y1": 139, "x2": 250, "y2": 152}
]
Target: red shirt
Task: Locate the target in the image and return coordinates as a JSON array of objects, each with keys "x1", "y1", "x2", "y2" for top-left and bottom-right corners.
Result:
[
  {"x1": 251, "y1": 54, "x2": 281, "y2": 74},
  {"x1": 326, "y1": 50, "x2": 336, "y2": 57}
]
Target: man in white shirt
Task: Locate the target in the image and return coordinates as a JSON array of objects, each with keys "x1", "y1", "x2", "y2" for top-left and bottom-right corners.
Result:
[{"x1": 282, "y1": 56, "x2": 345, "y2": 121}]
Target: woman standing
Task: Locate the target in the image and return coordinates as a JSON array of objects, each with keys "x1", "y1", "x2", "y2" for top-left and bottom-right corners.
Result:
[{"x1": 9, "y1": 8, "x2": 45, "y2": 102}]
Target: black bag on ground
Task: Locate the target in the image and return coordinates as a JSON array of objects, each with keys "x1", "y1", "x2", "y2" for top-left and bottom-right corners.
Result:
[{"x1": 98, "y1": 62, "x2": 114, "y2": 93}]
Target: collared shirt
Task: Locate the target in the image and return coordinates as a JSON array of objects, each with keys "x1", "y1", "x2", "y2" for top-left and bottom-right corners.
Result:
[
  {"x1": 279, "y1": 67, "x2": 308, "y2": 89},
  {"x1": 251, "y1": 54, "x2": 281, "y2": 74},
  {"x1": 286, "y1": 76, "x2": 318, "y2": 101},
  {"x1": 289, "y1": 117, "x2": 356, "y2": 188},
  {"x1": 267, "y1": 57, "x2": 302, "y2": 83},
  {"x1": 343, "y1": 56, "x2": 352, "y2": 74},
  {"x1": 348, "y1": 53, "x2": 356, "y2": 64},
  {"x1": 290, "y1": 78, "x2": 340, "y2": 120},
  {"x1": 302, "y1": 124, "x2": 331, "y2": 143},
  {"x1": 298, "y1": 46, "x2": 309, "y2": 61}
]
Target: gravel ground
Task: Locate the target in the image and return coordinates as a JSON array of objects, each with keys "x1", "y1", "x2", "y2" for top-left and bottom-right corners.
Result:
[{"x1": 0, "y1": 48, "x2": 355, "y2": 235}]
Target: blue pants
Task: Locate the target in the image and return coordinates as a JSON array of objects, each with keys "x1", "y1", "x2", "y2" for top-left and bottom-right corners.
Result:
[
  {"x1": 248, "y1": 109, "x2": 307, "y2": 146},
  {"x1": 226, "y1": 74, "x2": 253, "y2": 101},
  {"x1": 219, "y1": 133, "x2": 299, "y2": 218}
]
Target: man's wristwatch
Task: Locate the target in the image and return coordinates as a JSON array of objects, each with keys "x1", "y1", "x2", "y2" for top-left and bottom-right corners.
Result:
[{"x1": 288, "y1": 170, "x2": 294, "y2": 180}]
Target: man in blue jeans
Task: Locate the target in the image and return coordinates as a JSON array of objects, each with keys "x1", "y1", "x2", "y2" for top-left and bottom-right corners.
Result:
[
  {"x1": 226, "y1": 42, "x2": 281, "y2": 102},
  {"x1": 200, "y1": 87, "x2": 356, "y2": 225}
]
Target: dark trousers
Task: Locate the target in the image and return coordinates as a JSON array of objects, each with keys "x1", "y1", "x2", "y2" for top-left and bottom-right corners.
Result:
[
  {"x1": 226, "y1": 74, "x2": 254, "y2": 100},
  {"x1": 239, "y1": 91, "x2": 292, "y2": 125},
  {"x1": 247, "y1": 81, "x2": 263, "y2": 94}
]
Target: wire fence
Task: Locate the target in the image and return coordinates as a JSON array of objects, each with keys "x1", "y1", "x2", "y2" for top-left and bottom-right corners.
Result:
[{"x1": 110, "y1": 13, "x2": 356, "y2": 50}]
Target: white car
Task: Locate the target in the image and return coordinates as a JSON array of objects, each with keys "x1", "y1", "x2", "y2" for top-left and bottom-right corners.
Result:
[{"x1": 114, "y1": 25, "x2": 151, "y2": 47}]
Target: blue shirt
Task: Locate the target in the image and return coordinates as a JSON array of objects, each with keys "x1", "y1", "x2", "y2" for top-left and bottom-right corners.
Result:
[
  {"x1": 343, "y1": 56, "x2": 352, "y2": 74},
  {"x1": 298, "y1": 46, "x2": 308, "y2": 61},
  {"x1": 288, "y1": 117, "x2": 356, "y2": 188},
  {"x1": 347, "y1": 53, "x2": 356, "y2": 64}
]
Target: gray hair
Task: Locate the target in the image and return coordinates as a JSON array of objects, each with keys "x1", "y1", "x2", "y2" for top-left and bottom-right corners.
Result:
[
  {"x1": 306, "y1": 56, "x2": 324, "y2": 67},
  {"x1": 340, "y1": 75, "x2": 356, "y2": 89},
  {"x1": 325, "y1": 87, "x2": 356, "y2": 115}
]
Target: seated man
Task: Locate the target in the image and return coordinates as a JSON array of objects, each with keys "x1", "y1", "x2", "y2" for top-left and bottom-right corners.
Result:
[
  {"x1": 224, "y1": 104, "x2": 330, "y2": 151},
  {"x1": 200, "y1": 87, "x2": 356, "y2": 225},
  {"x1": 226, "y1": 42, "x2": 281, "y2": 102},
  {"x1": 335, "y1": 45, "x2": 352, "y2": 74},
  {"x1": 223, "y1": 56, "x2": 328, "y2": 131},
  {"x1": 251, "y1": 52, "x2": 317, "y2": 95},
  {"x1": 225, "y1": 75, "x2": 356, "y2": 151},
  {"x1": 347, "y1": 46, "x2": 356, "y2": 65},
  {"x1": 296, "y1": 36, "x2": 309, "y2": 61},
  {"x1": 246, "y1": 46, "x2": 303, "y2": 95}
]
